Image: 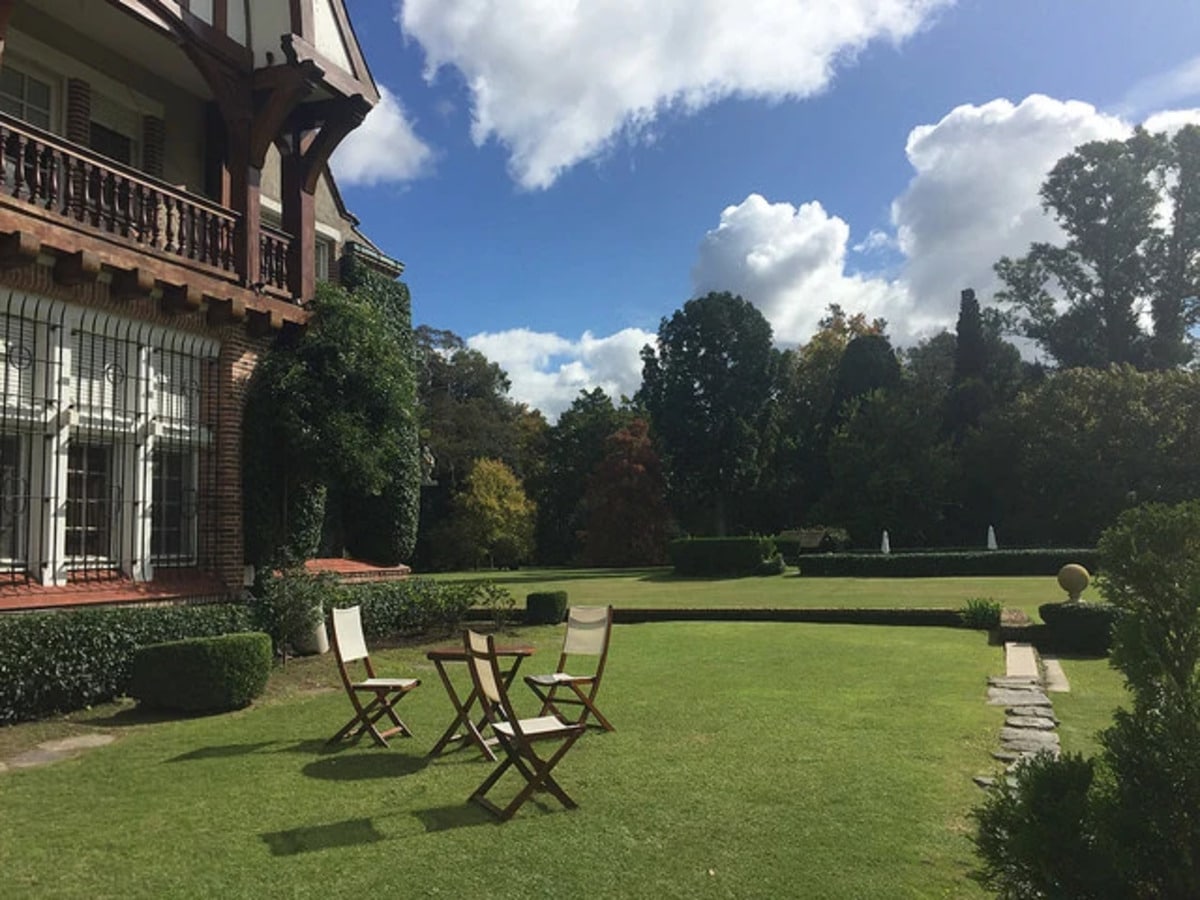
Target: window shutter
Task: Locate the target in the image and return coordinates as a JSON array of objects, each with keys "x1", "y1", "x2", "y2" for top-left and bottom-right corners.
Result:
[
  {"x1": 142, "y1": 115, "x2": 164, "y2": 179},
  {"x1": 66, "y1": 78, "x2": 90, "y2": 144},
  {"x1": 0, "y1": 317, "x2": 36, "y2": 409},
  {"x1": 71, "y1": 332, "x2": 126, "y2": 415}
]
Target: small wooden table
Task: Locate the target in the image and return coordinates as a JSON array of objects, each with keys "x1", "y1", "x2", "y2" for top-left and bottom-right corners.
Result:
[{"x1": 425, "y1": 643, "x2": 535, "y2": 761}]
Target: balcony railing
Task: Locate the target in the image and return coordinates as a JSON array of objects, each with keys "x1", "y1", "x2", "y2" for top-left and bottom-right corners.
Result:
[{"x1": 0, "y1": 113, "x2": 294, "y2": 299}]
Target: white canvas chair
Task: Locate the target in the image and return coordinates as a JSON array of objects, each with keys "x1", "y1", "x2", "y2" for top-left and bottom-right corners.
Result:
[
  {"x1": 463, "y1": 629, "x2": 586, "y2": 820},
  {"x1": 525, "y1": 605, "x2": 615, "y2": 731},
  {"x1": 328, "y1": 605, "x2": 420, "y2": 748}
]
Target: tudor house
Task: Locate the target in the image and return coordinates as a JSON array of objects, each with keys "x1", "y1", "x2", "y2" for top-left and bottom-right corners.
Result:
[{"x1": 0, "y1": 0, "x2": 400, "y2": 610}]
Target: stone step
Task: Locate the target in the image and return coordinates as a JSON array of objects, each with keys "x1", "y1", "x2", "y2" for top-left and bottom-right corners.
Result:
[
  {"x1": 1005, "y1": 642, "x2": 1040, "y2": 680},
  {"x1": 1041, "y1": 656, "x2": 1071, "y2": 693}
]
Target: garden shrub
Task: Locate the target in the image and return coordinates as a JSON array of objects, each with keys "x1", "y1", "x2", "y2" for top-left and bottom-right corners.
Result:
[
  {"x1": 128, "y1": 633, "x2": 272, "y2": 713},
  {"x1": 960, "y1": 597, "x2": 1002, "y2": 630},
  {"x1": 526, "y1": 591, "x2": 568, "y2": 625},
  {"x1": 1037, "y1": 601, "x2": 1119, "y2": 655},
  {"x1": 798, "y1": 548, "x2": 1098, "y2": 577},
  {"x1": 474, "y1": 580, "x2": 516, "y2": 628},
  {"x1": 972, "y1": 752, "x2": 1114, "y2": 898},
  {"x1": 754, "y1": 553, "x2": 787, "y2": 576},
  {"x1": 973, "y1": 500, "x2": 1200, "y2": 897},
  {"x1": 0, "y1": 603, "x2": 252, "y2": 724},
  {"x1": 669, "y1": 537, "x2": 778, "y2": 576},
  {"x1": 327, "y1": 577, "x2": 478, "y2": 639},
  {"x1": 250, "y1": 569, "x2": 345, "y2": 656}
]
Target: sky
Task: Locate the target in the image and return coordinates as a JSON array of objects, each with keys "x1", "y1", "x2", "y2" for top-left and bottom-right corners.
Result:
[{"x1": 332, "y1": 0, "x2": 1200, "y2": 421}]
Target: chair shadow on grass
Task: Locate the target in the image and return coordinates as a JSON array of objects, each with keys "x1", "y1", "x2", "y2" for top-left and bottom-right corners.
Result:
[
  {"x1": 262, "y1": 817, "x2": 388, "y2": 856},
  {"x1": 414, "y1": 803, "x2": 494, "y2": 833}
]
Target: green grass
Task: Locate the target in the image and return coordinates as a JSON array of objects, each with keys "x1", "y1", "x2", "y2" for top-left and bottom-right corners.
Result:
[
  {"x1": 1, "y1": 622, "x2": 1006, "y2": 898},
  {"x1": 1054, "y1": 656, "x2": 1128, "y2": 756},
  {"x1": 431, "y1": 567, "x2": 1066, "y2": 620}
]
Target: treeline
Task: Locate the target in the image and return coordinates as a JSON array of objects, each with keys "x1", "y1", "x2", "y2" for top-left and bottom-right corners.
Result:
[{"x1": 415, "y1": 125, "x2": 1200, "y2": 568}]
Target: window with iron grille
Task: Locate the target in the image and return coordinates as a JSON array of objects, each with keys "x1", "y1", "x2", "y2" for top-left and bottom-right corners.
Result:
[{"x1": 0, "y1": 292, "x2": 219, "y2": 585}]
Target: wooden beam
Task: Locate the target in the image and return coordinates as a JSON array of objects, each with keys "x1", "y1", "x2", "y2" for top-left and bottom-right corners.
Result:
[
  {"x1": 159, "y1": 281, "x2": 203, "y2": 313},
  {"x1": 246, "y1": 307, "x2": 283, "y2": 336},
  {"x1": 205, "y1": 294, "x2": 246, "y2": 326},
  {"x1": 53, "y1": 250, "x2": 101, "y2": 286},
  {"x1": 0, "y1": 231, "x2": 40, "y2": 270},
  {"x1": 109, "y1": 267, "x2": 155, "y2": 301}
]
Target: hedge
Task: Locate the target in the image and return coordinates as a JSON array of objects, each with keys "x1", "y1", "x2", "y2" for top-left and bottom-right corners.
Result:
[
  {"x1": 795, "y1": 548, "x2": 1099, "y2": 577},
  {"x1": 526, "y1": 591, "x2": 568, "y2": 625},
  {"x1": 128, "y1": 633, "x2": 272, "y2": 713},
  {"x1": 0, "y1": 603, "x2": 252, "y2": 725},
  {"x1": 327, "y1": 577, "x2": 479, "y2": 638},
  {"x1": 609, "y1": 607, "x2": 965, "y2": 626},
  {"x1": 669, "y1": 537, "x2": 778, "y2": 576}
]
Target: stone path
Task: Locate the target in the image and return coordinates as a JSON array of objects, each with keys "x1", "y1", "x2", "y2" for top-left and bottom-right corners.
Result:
[
  {"x1": 0, "y1": 733, "x2": 115, "y2": 773},
  {"x1": 974, "y1": 642, "x2": 1070, "y2": 788}
]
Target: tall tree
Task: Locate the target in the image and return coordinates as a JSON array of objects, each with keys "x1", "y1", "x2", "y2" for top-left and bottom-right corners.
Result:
[
  {"x1": 531, "y1": 388, "x2": 629, "y2": 564},
  {"x1": 439, "y1": 458, "x2": 536, "y2": 570},
  {"x1": 827, "y1": 332, "x2": 901, "y2": 426},
  {"x1": 581, "y1": 418, "x2": 671, "y2": 566},
  {"x1": 638, "y1": 291, "x2": 778, "y2": 535},
  {"x1": 996, "y1": 126, "x2": 1200, "y2": 369}
]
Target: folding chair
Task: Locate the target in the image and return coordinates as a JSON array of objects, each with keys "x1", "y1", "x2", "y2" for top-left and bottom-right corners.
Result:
[
  {"x1": 463, "y1": 629, "x2": 586, "y2": 821},
  {"x1": 525, "y1": 605, "x2": 615, "y2": 731},
  {"x1": 328, "y1": 605, "x2": 420, "y2": 748}
]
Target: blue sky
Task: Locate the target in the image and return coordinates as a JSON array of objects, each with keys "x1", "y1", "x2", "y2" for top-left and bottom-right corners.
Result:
[{"x1": 332, "y1": 0, "x2": 1200, "y2": 419}]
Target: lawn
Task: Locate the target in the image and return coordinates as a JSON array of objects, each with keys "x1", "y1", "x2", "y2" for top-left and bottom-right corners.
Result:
[
  {"x1": 431, "y1": 567, "x2": 1068, "y2": 621},
  {"x1": 1, "y1": 620, "x2": 1008, "y2": 898}
]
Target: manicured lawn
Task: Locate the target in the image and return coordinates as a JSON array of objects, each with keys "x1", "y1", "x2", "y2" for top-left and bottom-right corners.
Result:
[
  {"x1": 1, "y1": 621, "x2": 1006, "y2": 898},
  {"x1": 431, "y1": 567, "x2": 1066, "y2": 620},
  {"x1": 1054, "y1": 656, "x2": 1128, "y2": 756}
]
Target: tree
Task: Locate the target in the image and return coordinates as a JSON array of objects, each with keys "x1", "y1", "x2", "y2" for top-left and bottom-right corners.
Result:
[
  {"x1": 996, "y1": 126, "x2": 1200, "y2": 369},
  {"x1": 826, "y1": 332, "x2": 901, "y2": 426},
  {"x1": 638, "y1": 292, "x2": 778, "y2": 535},
  {"x1": 943, "y1": 288, "x2": 1026, "y2": 444},
  {"x1": 531, "y1": 388, "x2": 629, "y2": 564},
  {"x1": 243, "y1": 277, "x2": 420, "y2": 567},
  {"x1": 581, "y1": 419, "x2": 671, "y2": 566},
  {"x1": 443, "y1": 458, "x2": 536, "y2": 569}
]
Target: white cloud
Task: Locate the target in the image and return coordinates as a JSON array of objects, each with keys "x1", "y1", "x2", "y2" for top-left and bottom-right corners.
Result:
[
  {"x1": 1142, "y1": 108, "x2": 1200, "y2": 135},
  {"x1": 690, "y1": 95, "x2": 1139, "y2": 346},
  {"x1": 467, "y1": 327, "x2": 655, "y2": 422},
  {"x1": 692, "y1": 194, "x2": 907, "y2": 344},
  {"x1": 330, "y1": 86, "x2": 434, "y2": 185},
  {"x1": 399, "y1": 0, "x2": 951, "y2": 189}
]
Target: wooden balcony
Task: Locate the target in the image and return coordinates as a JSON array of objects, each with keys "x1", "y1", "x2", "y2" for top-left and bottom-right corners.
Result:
[{"x1": 0, "y1": 113, "x2": 296, "y2": 303}]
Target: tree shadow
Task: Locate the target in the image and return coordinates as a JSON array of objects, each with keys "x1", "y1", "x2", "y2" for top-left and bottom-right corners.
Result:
[
  {"x1": 261, "y1": 817, "x2": 387, "y2": 856},
  {"x1": 169, "y1": 741, "x2": 279, "y2": 762},
  {"x1": 303, "y1": 752, "x2": 429, "y2": 781},
  {"x1": 86, "y1": 705, "x2": 208, "y2": 728}
]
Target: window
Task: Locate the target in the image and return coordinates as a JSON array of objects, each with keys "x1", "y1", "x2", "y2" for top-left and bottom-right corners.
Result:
[
  {"x1": 0, "y1": 295, "x2": 217, "y2": 584},
  {"x1": 88, "y1": 121, "x2": 132, "y2": 166},
  {"x1": 65, "y1": 442, "x2": 114, "y2": 560},
  {"x1": 151, "y1": 450, "x2": 195, "y2": 563},
  {"x1": 0, "y1": 65, "x2": 52, "y2": 130},
  {"x1": 315, "y1": 237, "x2": 334, "y2": 282},
  {"x1": 0, "y1": 434, "x2": 27, "y2": 565}
]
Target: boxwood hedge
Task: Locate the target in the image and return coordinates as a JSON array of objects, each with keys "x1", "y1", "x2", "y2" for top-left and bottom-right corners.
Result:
[
  {"x1": 128, "y1": 633, "x2": 273, "y2": 713},
  {"x1": 669, "y1": 537, "x2": 779, "y2": 576},
  {"x1": 796, "y1": 548, "x2": 1098, "y2": 577}
]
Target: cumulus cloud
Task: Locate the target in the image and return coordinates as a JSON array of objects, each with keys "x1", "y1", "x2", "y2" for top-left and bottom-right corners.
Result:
[
  {"x1": 691, "y1": 95, "x2": 1147, "y2": 346},
  {"x1": 692, "y1": 194, "x2": 907, "y2": 344},
  {"x1": 399, "y1": 0, "x2": 951, "y2": 189},
  {"x1": 467, "y1": 327, "x2": 655, "y2": 422},
  {"x1": 330, "y1": 86, "x2": 434, "y2": 185}
]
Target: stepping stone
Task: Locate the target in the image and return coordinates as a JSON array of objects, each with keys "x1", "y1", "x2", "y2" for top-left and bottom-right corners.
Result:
[
  {"x1": 7, "y1": 747, "x2": 71, "y2": 769},
  {"x1": 1005, "y1": 642, "x2": 1040, "y2": 680},
  {"x1": 988, "y1": 675, "x2": 1040, "y2": 688},
  {"x1": 1008, "y1": 706, "x2": 1058, "y2": 722},
  {"x1": 988, "y1": 687, "x2": 1052, "y2": 707},
  {"x1": 1000, "y1": 729, "x2": 1060, "y2": 754},
  {"x1": 1041, "y1": 657, "x2": 1071, "y2": 693},
  {"x1": 992, "y1": 750, "x2": 1022, "y2": 762},
  {"x1": 1006, "y1": 715, "x2": 1057, "y2": 730}
]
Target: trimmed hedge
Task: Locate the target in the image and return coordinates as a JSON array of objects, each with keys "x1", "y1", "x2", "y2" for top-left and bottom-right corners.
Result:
[
  {"x1": 669, "y1": 537, "x2": 778, "y2": 576},
  {"x1": 329, "y1": 577, "x2": 479, "y2": 638},
  {"x1": 610, "y1": 607, "x2": 965, "y2": 627},
  {"x1": 1038, "y1": 601, "x2": 1120, "y2": 656},
  {"x1": 0, "y1": 603, "x2": 252, "y2": 725},
  {"x1": 796, "y1": 548, "x2": 1099, "y2": 577},
  {"x1": 128, "y1": 633, "x2": 272, "y2": 713},
  {"x1": 526, "y1": 591, "x2": 568, "y2": 625}
]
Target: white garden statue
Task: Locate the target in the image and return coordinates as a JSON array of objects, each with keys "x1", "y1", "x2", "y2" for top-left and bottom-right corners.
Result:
[
  {"x1": 987, "y1": 525, "x2": 998, "y2": 550},
  {"x1": 880, "y1": 530, "x2": 891, "y2": 554}
]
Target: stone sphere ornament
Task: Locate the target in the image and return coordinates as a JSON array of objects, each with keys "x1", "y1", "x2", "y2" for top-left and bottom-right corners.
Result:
[{"x1": 1057, "y1": 563, "x2": 1090, "y2": 602}]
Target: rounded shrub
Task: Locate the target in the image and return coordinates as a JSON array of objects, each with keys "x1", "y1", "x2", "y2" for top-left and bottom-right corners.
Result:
[
  {"x1": 526, "y1": 591, "x2": 568, "y2": 625},
  {"x1": 1038, "y1": 601, "x2": 1120, "y2": 655},
  {"x1": 128, "y1": 632, "x2": 273, "y2": 713}
]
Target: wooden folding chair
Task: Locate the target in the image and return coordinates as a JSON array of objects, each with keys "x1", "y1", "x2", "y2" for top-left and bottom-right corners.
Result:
[
  {"x1": 525, "y1": 605, "x2": 615, "y2": 731},
  {"x1": 328, "y1": 605, "x2": 420, "y2": 748},
  {"x1": 463, "y1": 629, "x2": 586, "y2": 821}
]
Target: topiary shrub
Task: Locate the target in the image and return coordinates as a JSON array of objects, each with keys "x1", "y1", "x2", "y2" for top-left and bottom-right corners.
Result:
[
  {"x1": 526, "y1": 591, "x2": 568, "y2": 625},
  {"x1": 1038, "y1": 601, "x2": 1119, "y2": 655},
  {"x1": 128, "y1": 633, "x2": 272, "y2": 713},
  {"x1": 669, "y1": 536, "x2": 778, "y2": 576},
  {"x1": 754, "y1": 553, "x2": 787, "y2": 576},
  {"x1": 960, "y1": 597, "x2": 1002, "y2": 630}
]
